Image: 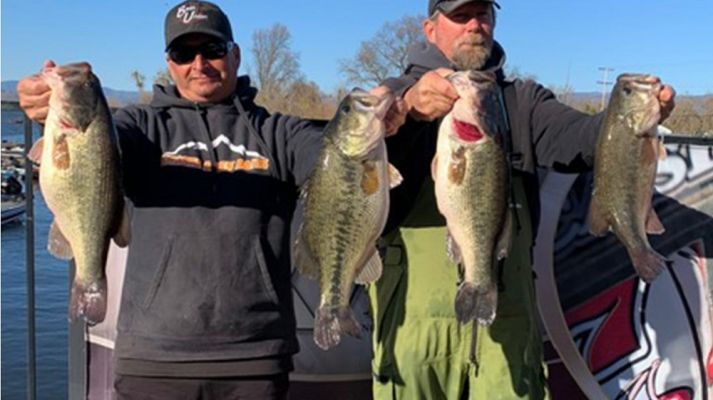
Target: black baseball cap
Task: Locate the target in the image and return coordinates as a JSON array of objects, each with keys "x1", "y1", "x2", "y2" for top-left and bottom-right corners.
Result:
[
  {"x1": 164, "y1": 1, "x2": 233, "y2": 51},
  {"x1": 428, "y1": 0, "x2": 500, "y2": 16}
]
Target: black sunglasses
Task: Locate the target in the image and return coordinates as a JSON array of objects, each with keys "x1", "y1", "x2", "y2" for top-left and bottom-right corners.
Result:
[{"x1": 168, "y1": 41, "x2": 234, "y2": 65}]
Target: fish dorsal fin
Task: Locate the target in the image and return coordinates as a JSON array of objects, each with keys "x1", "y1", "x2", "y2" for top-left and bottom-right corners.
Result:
[
  {"x1": 446, "y1": 231, "x2": 462, "y2": 265},
  {"x1": 361, "y1": 161, "x2": 380, "y2": 195},
  {"x1": 388, "y1": 163, "x2": 403, "y2": 189},
  {"x1": 292, "y1": 225, "x2": 320, "y2": 280},
  {"x1": 48, "y1": 220, "x2": 74, "y2": 260},
  {"x1": 28, "y1": 137, "x2": 44, "y2": 165},
  {"x1": 355, "y1": 248, "x2": 383, "y2": 284}
]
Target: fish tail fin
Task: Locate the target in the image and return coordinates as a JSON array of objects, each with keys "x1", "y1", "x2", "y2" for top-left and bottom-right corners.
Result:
[
  {"x1": 455, "y1": 282, "x2": 497, "y2": 325},
  {"x1": 630, "y1": 248, "x2": 668, "y2": 283},
  {"x1": 313, "y1": 306, "x2": 361, "y2": 350},
  {"x1": 70, "y1": 276, "x2": 107, "y2": 326}
]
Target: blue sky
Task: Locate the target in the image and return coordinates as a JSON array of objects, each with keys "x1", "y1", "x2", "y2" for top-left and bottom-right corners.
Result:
[{"x1": 2, "y1": 1, "x2": 712, "y2": 95}]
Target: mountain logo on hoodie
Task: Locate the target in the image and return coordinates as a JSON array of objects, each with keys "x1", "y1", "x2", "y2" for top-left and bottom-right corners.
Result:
[{"x1": 160, "y1": 134, "x2": 270, "y2": 172}]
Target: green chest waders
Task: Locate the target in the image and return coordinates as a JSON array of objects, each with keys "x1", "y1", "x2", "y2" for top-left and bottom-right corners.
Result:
[{"x1": 369, "y1": 175, "x2": 547, "y2": 400}]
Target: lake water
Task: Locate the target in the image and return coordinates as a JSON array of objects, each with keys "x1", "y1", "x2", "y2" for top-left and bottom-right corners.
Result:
[{"x1": 2, "y1": 108, "x2": 68, "y2": 399}]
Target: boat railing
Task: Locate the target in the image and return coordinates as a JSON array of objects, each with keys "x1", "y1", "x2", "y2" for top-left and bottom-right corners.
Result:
[{"x1": 22, "y1": 106, "x2": 37, "y2": 400}]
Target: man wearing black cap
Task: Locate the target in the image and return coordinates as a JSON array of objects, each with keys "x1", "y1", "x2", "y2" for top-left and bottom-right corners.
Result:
[
  {"x1": 368, "y1": 0, "x2": 676, "y2": 399},
  {"x1": 17, "y1": 1, "x2": 324, "y2": 399}
]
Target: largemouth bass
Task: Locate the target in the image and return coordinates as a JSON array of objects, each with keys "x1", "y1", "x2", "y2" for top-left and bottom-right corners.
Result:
[
  {"x1": 432, "y1": 70, "x2": 511, "y2": 325},
  {"x1": 293, "y1": 89, "x2": 399, "y2": 350},
  {"x1": 29, "y1": 62, "x2": 127, "y2": 325},
  {"x1": 589, "y1": 73, "x2": 667, "y2": 283}
]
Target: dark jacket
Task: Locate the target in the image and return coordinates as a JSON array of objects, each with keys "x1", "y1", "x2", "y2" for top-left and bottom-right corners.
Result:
[
  {"x1": 381, "y1": 41, "x2": 604, "y2": 234},
  {"x1": 112, "y1": 76, "x2": 322, "y2": 364}
]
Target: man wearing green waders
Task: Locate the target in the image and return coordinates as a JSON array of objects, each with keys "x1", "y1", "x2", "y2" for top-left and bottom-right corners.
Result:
[{"x1": 368, "y1": 0, "x2": 677, "y2": 398}]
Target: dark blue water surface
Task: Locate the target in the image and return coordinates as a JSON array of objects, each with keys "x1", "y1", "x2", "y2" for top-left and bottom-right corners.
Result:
[{"x1": 2, "y1": 108, "x2": 69, "y2": 399}]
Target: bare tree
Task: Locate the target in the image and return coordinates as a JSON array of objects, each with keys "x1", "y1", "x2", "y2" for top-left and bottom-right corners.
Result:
[
  {"x1": 106, "y1": 97, "x2": 124, "y2": 109},
  {"x1": 248, "y1": 23, "x2": 339, "y2": 119},
  {"x1": 570, "y1": 100, "x2": 600, "y2": 115},
  {"x1": 702, "y1": 97, "x2": 713, "y2": 133},
  {"x1": 703, "y1": 96, "x2": 713, "y2": 114},
  {"x1": 549, "y1": 84, "x2": 573, "y2": 106},
  {"x1": 130, "y1": 70, "x2": 151, "y2": 104},
  {"x1": 285, "y1": 80, "x2": 335, "y2": 120},
  {"x1": 665, "y1": 99, "x2": 703, "y2": 134},
  {"x1": 331, "y1": 85, "x2": 349, "y2": 106},
  {"x1": 505, "y1": 66, "x2": 537, "y2": 82},
  {"x1": 130, "y1": 70, "x2": 145, "y2": 92},
  {"x1": 251, "y1": 23, "x2": 301, "y2": 103},
  {"x1": 340, "y1": 15, "x2": 424, "y2": 87},
  {"x1": 154, "y1": 68, "x2": 173, "y2": 87}
]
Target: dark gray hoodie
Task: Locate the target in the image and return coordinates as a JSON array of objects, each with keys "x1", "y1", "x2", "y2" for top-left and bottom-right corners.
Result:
[{"x1": 111, "y1": 76, "x2": 323, "y2": 370}]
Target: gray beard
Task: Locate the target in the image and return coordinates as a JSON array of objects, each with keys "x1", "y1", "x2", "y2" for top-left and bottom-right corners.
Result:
[{"x1": 451, "y1": 42, "x2": 492, "y2": 71}]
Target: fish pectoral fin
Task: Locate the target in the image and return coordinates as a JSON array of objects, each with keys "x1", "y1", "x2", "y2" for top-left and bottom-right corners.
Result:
[
  {"x1": 496, "y1": 208, "x2": 514, "y2": 260},
  {"x1": 446, "y1": 231, "x2": 462, "y2": 265},
  {"x1": 431, "y1": 154, "x2": 439, "y2": 181},
  {"x1": 112, "y1": 203, "x2": 131, "y2": 247},
  {"x1": 642, "y1": 136, "x2": 663, "y2": 164},
  {"x1": 48, "y1": 220, "x2": 74, "y2": 260},
  {"x1": 298, "y1": 179, "x2": 310, "y2": 201},
  {"x1": 52, "y1": 134, "x2": 71, "y2": 170},
  {"x1": 361, "y1": 161, "x2": 380, "y2": 195},
  {"x1": 588, "y1": 195, "x2": 609, "y2": 236},
  {"x1": 387, "y1": 163, "x2": 403, "y2": 189},
  {"x1": 292, "y1": 226, "x2": 320, "y2": 280},
  {"x1": 355, "y1": 248, "x2": 383, "y2": 284},
  {"x1": 28, "y1": 137, "x2": 44, "y2": 165},
  {"x1": 657, "y1": 139, "x2": 667, "y2": 161},
  {"x1": 645, "y1": 207, "x2": 665, "y2": 235}
]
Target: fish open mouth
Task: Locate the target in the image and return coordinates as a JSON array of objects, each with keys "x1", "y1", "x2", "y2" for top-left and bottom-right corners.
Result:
[
  {"x1": 352, "y1": 90, "x2": 394, "y2": 121},
  {"x1": 619, "y1": 74, "x2": 663, "y2": 98},
  {"x1": 619, "y1": 73, "x2": 660, "y2": 84},
  {"x1": 453, "y1": 118, "x2": 484, "y2": 142}
]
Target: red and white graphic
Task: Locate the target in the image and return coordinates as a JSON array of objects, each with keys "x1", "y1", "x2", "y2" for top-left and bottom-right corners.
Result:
[{"x1": 561, "y1": 242, "x2": 711, "y2": 399}]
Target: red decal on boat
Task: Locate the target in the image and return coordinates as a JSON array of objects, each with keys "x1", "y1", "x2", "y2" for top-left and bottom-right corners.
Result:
[
  {"x1": 658, "y1": 388, "x2": 693, "y2": 400},
  {"x1": 565, "y1": 279, "x2": 638, "y2": 373}
]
